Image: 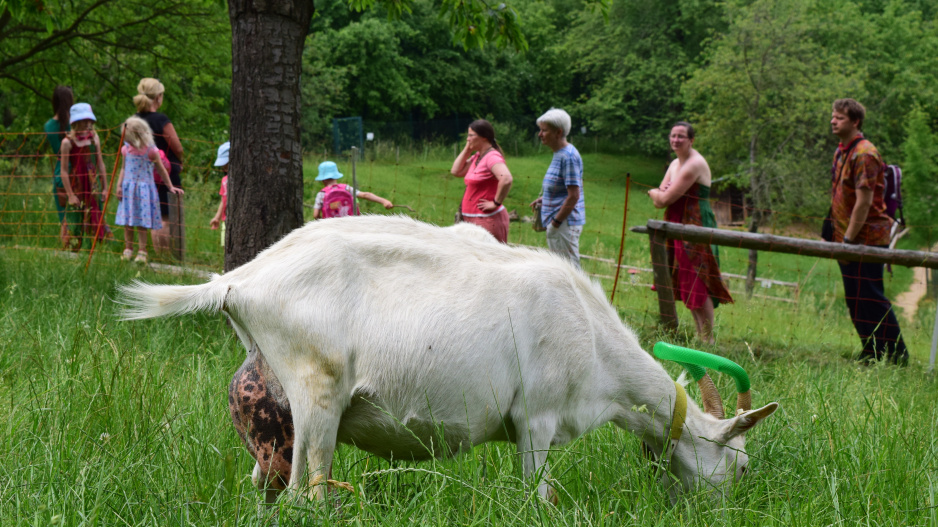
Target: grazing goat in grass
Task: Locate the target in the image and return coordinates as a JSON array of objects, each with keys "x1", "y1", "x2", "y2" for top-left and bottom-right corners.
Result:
[{"x1": 119, "y1": 215, "x2": 778, "y2": 503}]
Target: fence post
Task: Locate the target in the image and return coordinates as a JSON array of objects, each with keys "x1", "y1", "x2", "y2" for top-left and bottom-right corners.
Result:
[
  {"x1": 648, "y1": 226, "x2": 679, "y2": 331},
  {"x1": 931, "y1": 303, "x2": 938, "y2": 372},
  {"x1": 610, "y1": 174, "x2": 630, "y2": 303},
  {"x1": 169, "y1": 193, "x2": 185, "y2": 261}
]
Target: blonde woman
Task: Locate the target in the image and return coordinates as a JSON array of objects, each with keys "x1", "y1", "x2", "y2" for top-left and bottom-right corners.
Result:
[
  {"x1": 134, "y1": 78, "x2": 185, "y2": 253},
  {"x1": 115, "y1": 116, "x2": 184, "y2": 264}
]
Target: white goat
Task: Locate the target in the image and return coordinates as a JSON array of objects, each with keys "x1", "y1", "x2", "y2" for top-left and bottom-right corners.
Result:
[{"x1": 119, "y1": 215, "x2": 777, "y2": 502}]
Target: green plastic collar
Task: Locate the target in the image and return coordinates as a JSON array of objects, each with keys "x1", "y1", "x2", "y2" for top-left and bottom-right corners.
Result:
[{"x1": 653, "y1": 342, "x2": 751, "y2": 393}]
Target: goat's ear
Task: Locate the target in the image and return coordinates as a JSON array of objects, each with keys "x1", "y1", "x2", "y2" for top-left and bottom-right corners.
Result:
[{"x1": 718, "y1": 402, "x2": 779, "y2": 442}]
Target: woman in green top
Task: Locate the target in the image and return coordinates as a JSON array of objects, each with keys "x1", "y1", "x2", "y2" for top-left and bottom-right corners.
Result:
[
  {"x1": 43, "y1": 85, "x2": 74, "y2": 247},
  {"x1": 648, "y1": 122, "x2": 733, "y2": 343}
]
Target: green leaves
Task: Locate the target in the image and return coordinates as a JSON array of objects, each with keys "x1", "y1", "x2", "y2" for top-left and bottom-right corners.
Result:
[
  {"x1": 349, "y1": 0, "x2": 528, "y2": 51},
  {"x1": 900, "y1": 107, "x2": 938, "y2": 242}
]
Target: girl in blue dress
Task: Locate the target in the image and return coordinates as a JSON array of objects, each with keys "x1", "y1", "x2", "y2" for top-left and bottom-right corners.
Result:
[{"x1": 115, "y1": 116, "x2": 184, "y2": 263}]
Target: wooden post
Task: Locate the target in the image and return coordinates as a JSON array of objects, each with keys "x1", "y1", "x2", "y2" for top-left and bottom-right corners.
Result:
[
  {"x1": 648, "y1": 226, "x2": 679, "y2": 331},
  {"x1": 169, "y1": 193, "x2": 185, "y2": 262},
  {"x1": 351, "y1": 147, "x2": 359, "y2": 214},
  {"x1": 930, "y1": 304, "x2": 938, "y2": 372},
  {"x1": 610, "y1": 174, "x2": 631, "y2": 303}
]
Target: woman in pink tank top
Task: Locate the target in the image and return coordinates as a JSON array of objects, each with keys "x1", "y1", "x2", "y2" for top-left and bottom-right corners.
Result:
[{"x1": 450, "y1": 120, "x2": 514, "y2": 243}]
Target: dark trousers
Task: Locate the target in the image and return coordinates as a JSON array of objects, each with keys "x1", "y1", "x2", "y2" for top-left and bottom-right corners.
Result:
[{"x1": 838, "y1": 254, "x2": 908, "y2": 364}]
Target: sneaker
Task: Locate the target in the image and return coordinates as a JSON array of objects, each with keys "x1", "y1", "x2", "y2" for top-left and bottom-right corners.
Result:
[
  {"x1": 121, "y1": 249, "x2": 133, "y2": 261},
  {"x1": 134, "y1": 251, "x2": 148, "y2": 264}
]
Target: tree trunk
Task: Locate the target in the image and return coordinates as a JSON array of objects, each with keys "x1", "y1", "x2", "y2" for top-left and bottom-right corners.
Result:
[
  {"x1": 226, "y1": 0, "x2": 314, "y2": 271},
  {"x1": 745, "y1": 213, "x2": 760, "y2": 298}
]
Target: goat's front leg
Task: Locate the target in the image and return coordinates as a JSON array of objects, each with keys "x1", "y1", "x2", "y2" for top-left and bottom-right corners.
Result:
[{"x1": 514, "y1": 414, "x2": 557, "y2": 502}]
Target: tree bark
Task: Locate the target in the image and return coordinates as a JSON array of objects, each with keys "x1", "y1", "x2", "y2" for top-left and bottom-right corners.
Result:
[{"x1": 226, "y1": 0, "x2": 314, "y2": 271}]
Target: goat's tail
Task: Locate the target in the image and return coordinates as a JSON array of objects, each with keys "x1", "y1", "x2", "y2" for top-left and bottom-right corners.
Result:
[{"x1": 117, "y1": 278, "x2": 228, "y2": 321}]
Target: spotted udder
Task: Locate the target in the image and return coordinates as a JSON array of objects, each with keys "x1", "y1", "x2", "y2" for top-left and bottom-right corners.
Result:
[{"x1": 228, "y1": 346, "x2": 295, "y2": 489}]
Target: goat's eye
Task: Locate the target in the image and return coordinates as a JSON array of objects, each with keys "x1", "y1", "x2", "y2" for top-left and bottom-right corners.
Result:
[{"x1": 740, "y1": 465, "x2": 748, "y2": 477}]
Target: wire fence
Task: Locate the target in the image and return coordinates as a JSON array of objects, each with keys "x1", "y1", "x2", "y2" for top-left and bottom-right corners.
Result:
[{"x1": 2, "y1": 128, "x2": 935, "y2": 361}]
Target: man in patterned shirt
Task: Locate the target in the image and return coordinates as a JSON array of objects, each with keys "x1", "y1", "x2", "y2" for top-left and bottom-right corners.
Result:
[
  {"x1": 530, "y1": 108, "x2": 586, "y2": 268},
  {"x1": 829, "y1": 98, "x2": 907, "y2": 365}
]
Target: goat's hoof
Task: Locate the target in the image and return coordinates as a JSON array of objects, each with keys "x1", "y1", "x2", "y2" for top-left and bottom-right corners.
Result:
[{"x1": 547, "y1": 487, "x2": 559, "y2": 506}]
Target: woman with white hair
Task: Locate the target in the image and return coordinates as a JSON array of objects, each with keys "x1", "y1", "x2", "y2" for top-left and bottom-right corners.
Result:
[
  {"x1": 134, "y1": 77, "x2": 185, "y2": 256},
  {"x1": 530, "y1": 108, "x2": 585, "y2": 268}
]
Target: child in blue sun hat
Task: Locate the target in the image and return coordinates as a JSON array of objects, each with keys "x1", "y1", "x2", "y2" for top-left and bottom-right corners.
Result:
[
  {"x1": 312, "y1": 160, "x2": 393, "y2": 219},
  {"x1": 209, "y1": 141, "x2": 230, "y2": 246}
]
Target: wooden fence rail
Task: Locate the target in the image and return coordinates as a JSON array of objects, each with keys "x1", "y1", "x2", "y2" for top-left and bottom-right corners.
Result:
[{"x1": 631, "y1": 219, "x2": 938, "y2": 334}]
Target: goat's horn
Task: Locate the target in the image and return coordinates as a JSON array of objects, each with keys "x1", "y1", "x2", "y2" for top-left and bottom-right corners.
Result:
[
  {"x1": 736, "y1": 390, "x2": 752, "y2": 415},
  {"x1": 697, "y1": 374, "x2": 725, "y2": 419},
  {"x1": 652, "y1": 342, "x2": 752, "y2": 419}
]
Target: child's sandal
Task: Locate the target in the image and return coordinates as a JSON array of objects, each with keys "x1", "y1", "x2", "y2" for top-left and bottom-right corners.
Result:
[
  {"x1": 121, "y1": 249, "x2": 133, "y2": 261},
  {"x1": 134, "y1": 251, "x2": 148, "y2": 264}
]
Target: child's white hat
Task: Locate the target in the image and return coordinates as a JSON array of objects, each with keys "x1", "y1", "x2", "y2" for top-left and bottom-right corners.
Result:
[
  {"x1": 214, "y1": 142, "x2": 230, "y2": 167},
  {"x1": 69, "y1": 103, "x2": 96, "y2": 124}
]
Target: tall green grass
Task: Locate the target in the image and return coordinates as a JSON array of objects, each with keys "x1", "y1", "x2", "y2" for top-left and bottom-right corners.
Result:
[
  {"x1": 1, "y1": 150, "x2": 936, "y2": 525},
  {"x1": 2, "y1": 234, "x2": 938, "y2": 525}
]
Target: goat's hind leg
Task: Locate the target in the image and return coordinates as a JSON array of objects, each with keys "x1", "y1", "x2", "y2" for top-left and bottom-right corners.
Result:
[{"x1": 280, "y1": 367, "x2": 346, "y2": 503}]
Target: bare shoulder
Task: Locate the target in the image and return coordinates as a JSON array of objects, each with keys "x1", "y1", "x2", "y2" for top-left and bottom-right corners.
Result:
[
  {"x1": 664, "y1": 158, "x2": 680, "y2": 179},
  {"x1": 684, "y1": 150, "x2": 712, "y2": 185}
]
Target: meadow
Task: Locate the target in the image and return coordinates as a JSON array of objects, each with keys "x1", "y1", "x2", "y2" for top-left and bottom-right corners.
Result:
[{"x1": 1, "y1": 148, "x2": 937, "y2": 525}]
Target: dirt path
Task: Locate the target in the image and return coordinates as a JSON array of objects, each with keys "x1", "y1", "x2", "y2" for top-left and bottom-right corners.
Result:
[{"x1": 894, "y1": 266, "x2": 928, "y2": 321}]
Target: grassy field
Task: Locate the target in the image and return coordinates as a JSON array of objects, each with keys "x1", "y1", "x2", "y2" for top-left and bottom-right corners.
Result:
[{"x1": 1, "y1": 149, "x2": 937, "y2": 525}]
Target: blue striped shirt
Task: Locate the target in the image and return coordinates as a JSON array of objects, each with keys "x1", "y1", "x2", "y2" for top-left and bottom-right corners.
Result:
[{"x1": 540, "y1": 144, "x2": 585, "y2": 226}]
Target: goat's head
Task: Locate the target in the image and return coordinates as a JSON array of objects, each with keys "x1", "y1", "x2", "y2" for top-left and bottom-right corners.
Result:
[{"x1": 653, "y1": 343, "x2": 779, "y2": 501}]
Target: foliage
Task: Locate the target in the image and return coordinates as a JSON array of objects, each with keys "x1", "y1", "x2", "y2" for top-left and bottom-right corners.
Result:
[
  {"x1": 683, "y1": 0, "x2": 861, "y2": 221},
  {"x1": 565, "y1": 0, "x2": 726, "y2": 156},
  {"x1": 684, "y1": 0, "x2": 938, "y2": 222},
  {"x1": 2, "y1": 0, "x2": 938, "y2": 223},
  {"x1": 850, "y1": 0, "x2": 938, "y2": 156},
  {"x1": 300, "y1": 0, "x2": 583, "y2": 146},
  {"x1": 0, "y1": 0, "x2": 231, "y2": 139},
  {"x1": 900, "y1": 107, "x2": 938, "y2": 244}
]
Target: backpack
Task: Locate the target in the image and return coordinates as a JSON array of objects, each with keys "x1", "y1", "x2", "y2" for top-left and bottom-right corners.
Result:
[
  {"x1": 152, "y1": 148, "x2": 171, "y2": 185},
  {"x1": 320, "y1": 184, "x2": 357, "y2": 218},
  {"x1": 883, "y1": 164, "x2": 904, "y2": 225}
]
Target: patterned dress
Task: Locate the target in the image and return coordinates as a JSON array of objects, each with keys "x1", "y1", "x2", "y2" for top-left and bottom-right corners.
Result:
[
  {"x1": 115, "y1": 145, "x2": 163, "y2": 229},
  {"x1": 664, "y1": 183, "x2": 733, "y2": 309},
  {"x1": 64, "y1": 140, "x2": 109, "y2": 240}
]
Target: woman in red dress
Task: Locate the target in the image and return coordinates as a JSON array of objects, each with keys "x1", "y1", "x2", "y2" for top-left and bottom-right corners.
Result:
[{"x1": 648, "y1": 122, "x2": 732, "y2": 343}]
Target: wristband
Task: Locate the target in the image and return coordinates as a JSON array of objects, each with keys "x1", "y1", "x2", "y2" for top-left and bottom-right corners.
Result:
[
  {"x1": 844, "y1": 236, "x2": 857, "y2": 244},
  {"x1": 552, "y1": 218, "x2": 562, "y2": 227},
  {"x1": 493, "y1": 200, "x2": 502, "y2": 207}
]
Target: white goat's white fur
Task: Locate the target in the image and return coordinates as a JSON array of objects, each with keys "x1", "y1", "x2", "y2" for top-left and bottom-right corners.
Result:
[{"x1": 119, "y1": 215, "x2": 777, "y2": 501}]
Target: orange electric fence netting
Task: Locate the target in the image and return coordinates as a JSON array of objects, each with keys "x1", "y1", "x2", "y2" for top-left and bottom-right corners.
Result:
[
  {"x1": 1, "y1": 127, "x2": 225, "y2": 274},
  {"x1": 2, "y1": 128, "x2": 934, "y2": 357}
]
